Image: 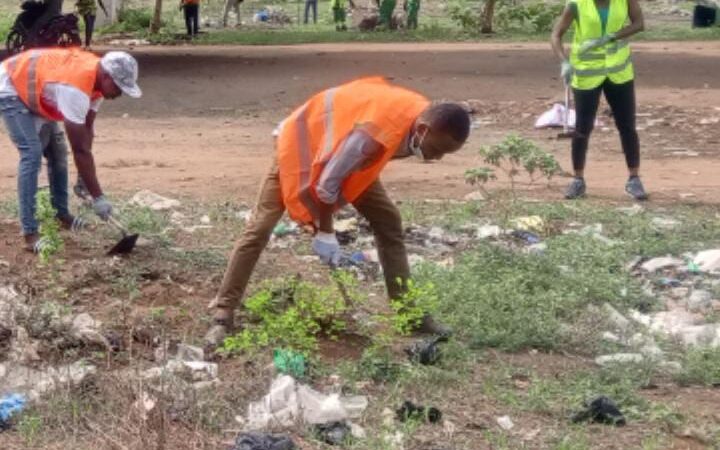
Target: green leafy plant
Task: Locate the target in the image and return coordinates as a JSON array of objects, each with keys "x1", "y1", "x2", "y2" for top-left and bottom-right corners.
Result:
[
  {"x1": 496, "y1": 2, "x2": 564, "y2": 33},
  {"x1": 221, "y1": 275, "x2": 355, "y2": 355},
  {"x1": 35, "y1": 190, "x2": 64, "y2": 265},
  {"x1": 390, "y1": 278, "x2": 440, "y2": 335},
  {"x1": 465, "y1": 134, "x2": 561, "y2": 200}
]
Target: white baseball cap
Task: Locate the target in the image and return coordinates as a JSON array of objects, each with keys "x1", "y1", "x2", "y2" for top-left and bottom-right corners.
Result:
[{"x1": 100, "y1": 51, "x2": 142, "y2": 98}]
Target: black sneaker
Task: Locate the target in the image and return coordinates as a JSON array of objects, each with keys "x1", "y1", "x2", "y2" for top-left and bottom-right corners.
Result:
[
  {"x1": 565, "y1": 177, "x2": 586, "y2": 199},
  {"x1": 625, "y1": 176, "x2": 648, "y2": 201}
]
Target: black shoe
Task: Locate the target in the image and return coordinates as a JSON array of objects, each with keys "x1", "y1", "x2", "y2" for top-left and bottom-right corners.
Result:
[{"x1": 625, "y1": 176, "x2": 648, "y2": 201}]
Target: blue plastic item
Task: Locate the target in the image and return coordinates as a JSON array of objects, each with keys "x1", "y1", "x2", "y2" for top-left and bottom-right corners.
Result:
[{"x1": 0, "y1": 394, "x2": 27, "y2": 429}]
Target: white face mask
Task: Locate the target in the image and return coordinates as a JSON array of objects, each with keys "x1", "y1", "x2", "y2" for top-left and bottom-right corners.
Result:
[{"x1": 409, "y1": 128, "x2": 428, "y2": 160}]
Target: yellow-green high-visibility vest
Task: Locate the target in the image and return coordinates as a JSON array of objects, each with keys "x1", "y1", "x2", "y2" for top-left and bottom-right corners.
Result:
[{"x1": 570, "y1": 0, "x2": 634, "y2": 90}]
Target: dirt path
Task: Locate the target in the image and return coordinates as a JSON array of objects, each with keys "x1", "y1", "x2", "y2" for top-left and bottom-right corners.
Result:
[{"x1": 1, "y1": 41, "x2": 719, "y2": 204}]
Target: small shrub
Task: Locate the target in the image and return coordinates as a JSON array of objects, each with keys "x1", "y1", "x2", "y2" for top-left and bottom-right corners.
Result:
[
  {"x1": 390, "y1": 279, "x2": 440, "y2": 335},
  {"x1": 449, "y1": 1, "x2": 481, "y2": 32},
  {"x1": 496, "y1": 1, "x2": 564, "y2": 33},
  {"x1": 35, "y1": 189, "x2": 63, "y2": 265}
]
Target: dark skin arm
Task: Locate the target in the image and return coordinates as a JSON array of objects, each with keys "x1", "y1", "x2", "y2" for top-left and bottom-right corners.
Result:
[
  {"x1": 551, "y1": 0, "x2": 644, "y2": 62},
  {"x1": 65, "y1": 120, "x2": 103, "y2": 198},
  {"x1": 317, "y1": 203, "x2": 334, "y2": 234}
]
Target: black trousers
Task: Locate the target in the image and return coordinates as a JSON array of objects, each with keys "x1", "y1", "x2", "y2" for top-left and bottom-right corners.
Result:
[
  {"x1": 304, "y1": 0, "x2": 317, "y2": 23},
  {"x1": 572, "y1": 79, "x2": 640, "y2": 171},
  {"x1": 184, "y1": 4, "x2": 200, "y2": 35},
  {"x1": 83, "y1": 14, "x2": 96, "y2": 47}
]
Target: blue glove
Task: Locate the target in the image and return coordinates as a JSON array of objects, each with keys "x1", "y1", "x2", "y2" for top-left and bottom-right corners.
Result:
[
  {"x1": 561, "y1": 60, "x2": 573, "y2": 84},
  {"x1": 312, "y1": 232, "x2": 341, "y2": 266},
  {"x1": 93, "y1": 195, "x2": 113, "y2": 221},
  {"x1": 579, "y1": 33, "x2": 616, "y2": 54}
]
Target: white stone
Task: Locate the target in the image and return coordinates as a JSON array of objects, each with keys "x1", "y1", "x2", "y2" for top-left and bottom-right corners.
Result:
[
  {"x1": 693, "y1": 249, "x2": 720, "y2": 273},
  {"x1": 200, "y1": 215, "x2": 211, "y2": 225},
  {"x1": 176, "y1": 344, "x2": 205, "y2": 362},
  {"x1": 602, "y1": 303, "x2": 630, "y2": 331},
  {"x1": 649, "y1": 310, "x2": 700, "y2": 335},
  {"x1": 687, "y1": 290, "x2": 713, "y2": 312},
  {"x1": 651, "y1": 217, "x2": 681, "y2": 230},
  {"x1": 595, "y1": 353, "x2": 644, "y2": 366},
  {"x1": 641, "y1": 256, "x2": 684, "y2": 272},
  {"x1": 71, "y1": 313, "x2": 110, "y2": 349},
  {"x1": 677, "y1": 324, "x2": 720, "y2": 347},
  {"x1": 601, "y1": 331, "x2": 622, "y2": 344},
  {"x1": 629, "y1": 309, "x2": 652, "y2": 327},
  {"x1": 464, "y1": 191, "x2": 485, "y2": 201},
  {"x1": 496, "y1": 415, "x2": 514, "y2": 430}
]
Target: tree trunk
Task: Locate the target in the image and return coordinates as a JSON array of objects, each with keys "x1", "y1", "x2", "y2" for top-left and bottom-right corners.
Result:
[
  {"x1": 150, "y1": 0, "x2": 163, "y2": 34},
  {"x1": 480, "y1": 0, "x2": 496, "y2": 34}
]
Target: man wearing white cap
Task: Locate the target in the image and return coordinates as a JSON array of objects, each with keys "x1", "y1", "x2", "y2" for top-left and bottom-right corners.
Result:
[{"x1": 0, "y1": 49, "x2": 141, "y2": 253}]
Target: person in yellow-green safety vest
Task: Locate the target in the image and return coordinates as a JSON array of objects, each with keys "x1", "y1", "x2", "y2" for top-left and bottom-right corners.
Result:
[
  {"x1": 330, "y1": 0, "x2": 347, "y2": 30},
  {"x1": 551, "y1": 0, "x2": 647, "y2": 200},
  {"x1": 404, "y1": 0, "x2": 420, "y2": 29}
]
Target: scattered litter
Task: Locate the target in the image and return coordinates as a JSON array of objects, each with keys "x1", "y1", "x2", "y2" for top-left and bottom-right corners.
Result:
[
  {"x1": 476, "y1": 225, "x2": 503, "y2": 239},
  {"x1": 272, "y1": 222, "x2": 297, "y2": 237},
  {"x1": 130, "y1": 190, "x2": 180, "y2": 211},
  {"x1": 200, "y1": 215, "x2": 211, "y2": 225},
  {"x1": 273, "y1": 349, "x2": 306, "y2": 378},
  {"x1": 595, "y1": 353, "x2": 644, "y2": 366},
  {"x1": 657, "y1": 277, "x2": 682, "y2": 288},
  {"x1": 245, "y1": 375, "x2": 367, "y2": 430},
  {"x1": 315, "y1": 421, "x2": 351, "y2": 445},
  {"x1": 335, "y1": 218, "x2": 358, "y2": 233},
  {"x1": 496, "y1": 415, "x2": 514, "y2": 431},
  {"x1": 670, "y1": 150, "x2": 699, "y2": 157},
  {"x1": 616, "y1": 204, "x2": 644, "y2": 216},
  {"x1": 396, "y1": 401, "x2": 442, "y2": 423},
  {"x1": 571, "y1": 396, "x2": 626, "y2": 426},
  {"x1": 511, "y1": 216, "x2": 544, "y2": 233},
  {"x1": 0, "y1": 393, "x2": 26, "y2": 430},
  {"x1": 534, "y1": 103, "x2": 576, "y2": 129},
  {"x1": 404, "y1": 334, "x2": 449, "y2": 365},
  {"x1": 511, "y1": 230, "x2": 542, "y2": 245},
  {"x1": 231, "y1": 432, "x2": 296, "y2": 450}
]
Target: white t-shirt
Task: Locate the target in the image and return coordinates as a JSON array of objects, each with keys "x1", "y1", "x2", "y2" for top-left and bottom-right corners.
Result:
[{"x1": 0, "y1": 63, "x2": 103, "y2": 130}]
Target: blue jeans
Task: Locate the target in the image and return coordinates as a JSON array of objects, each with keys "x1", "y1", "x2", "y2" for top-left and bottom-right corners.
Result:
[{"x1": 0, "y1": 96, "x2": 70, "y2": 235}]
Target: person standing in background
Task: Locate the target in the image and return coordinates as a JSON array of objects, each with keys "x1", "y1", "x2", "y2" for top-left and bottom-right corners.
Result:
[{"x1": 76, "y1": 0, "x2": 108, "y2": 50}]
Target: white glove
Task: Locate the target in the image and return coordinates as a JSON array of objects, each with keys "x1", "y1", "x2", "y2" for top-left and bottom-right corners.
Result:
[
  {"x1": 312, "y1": 232, "x2": 341, "y2": 266},
  {"x1": 579, "y1": 33, "x2": 616, "y2": 54},
  {"x1": 93, "y1": 195, "x2": 113, "y2": 221},
  {"x1": 561, "y1": 60, "x2": 573, "y2": 84}
]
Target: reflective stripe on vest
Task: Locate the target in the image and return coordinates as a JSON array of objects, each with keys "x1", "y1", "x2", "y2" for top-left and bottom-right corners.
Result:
[
  {"x1": 26, "y1": 51, "x2": 41, "y2": 114},
  {"x1": 574, "y1": 56, "x2": 632, "y2": 76},
  {"x1": 577, "y1": 40, "x2": 629, "y2": 61}
]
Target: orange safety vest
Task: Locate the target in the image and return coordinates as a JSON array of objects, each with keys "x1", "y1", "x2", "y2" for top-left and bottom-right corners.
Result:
[
  {"x1": 277, "y1": 77, "x2": 430, "y2": 226},
  {"x1": 3, "y1": 48, "x2": 102, "y2": 122}
]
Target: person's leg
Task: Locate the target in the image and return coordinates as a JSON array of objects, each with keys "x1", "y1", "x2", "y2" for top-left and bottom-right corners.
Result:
[
  {"x1": 83, "y1": 14, "x2": 96, "y2": 48},
  {"x1": 304, "y1": 0, "x2": 310, "y2": 23},
  {"x1": 183, "y1": 6, "x2": 192, "y2": 35},
  {"x1": 312, "y1": 0, "x2": 317, "y2": 23},
  {"x1": 565, "y1": 82, "x2": 602, "y2": 199},
  {"x1": 603, "y1": 79, "x2": 646, "y2": 199},
  {"x1": 603, "y1": 80, "x2": 640, "y2": 174},
  {"x1": 223, "y1": 0, "x2": 232, "y2": 27},
  {"x1": 42, "y1": 123, "x2": 71, "y2": 221},
  {"x1": 353, "y1": 181, "x2": 450, "y2": 334},
  {"x1": 0, "y1": 97, "x2": 44, "y2": 242},
  {"x1": 192, "y1": 5, "x2": 200, "y2": 35},
  {"x1": 352, "y1": 181, "x2": 409, "y2": 300},
  {"x1": 211, "y1": 159, "x2": 286, "y2": 328}
]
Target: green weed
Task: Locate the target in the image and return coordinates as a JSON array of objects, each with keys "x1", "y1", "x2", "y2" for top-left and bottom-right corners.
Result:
[{"x1": 676, "y1": 347, "x2": 720, "y2": 386}]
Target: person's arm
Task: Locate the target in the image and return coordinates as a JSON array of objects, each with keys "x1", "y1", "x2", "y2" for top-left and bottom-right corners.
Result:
[
  {"x1": 315, "y1": 130, "x2": 383, "y2": 232},
  {"x1": 64, "y1": 121, "x2": 102, "y2": 198},
  {"x1": 615, "y1": 0, "x2": 644, "y2": 40},
  {"x1": 551, "y1": 4, "x2": 574, "y2": 62}
]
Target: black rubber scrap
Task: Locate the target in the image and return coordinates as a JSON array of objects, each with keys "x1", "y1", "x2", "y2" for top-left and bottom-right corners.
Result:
[
  {"x1": 314, "y1": 421, "x2": 351, "y2": 445},
  {"x1": 396, "y1": 400, "x2": 442, "y2": 423},
  {"x1": 404, "y1": 334, "x2": 450, "y2": 365},
  {"x1": 571, "y1": 396, "x2": 626, "y2": 426},
  {"x1": 231, "y1": 432, "x2": 296, "y2": 450}
]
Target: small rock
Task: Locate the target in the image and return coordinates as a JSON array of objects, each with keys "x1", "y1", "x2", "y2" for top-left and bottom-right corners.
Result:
[
  {"x1": 687, "y1": 290, "x2": 713, "y2": 312},
  {"x1": 463, "y1": 191, "x2": 485, "y2": 201},
  {"x1": 176, "y1": 344, "x2": 205, "y2": 362},
  {"x1": 651, "y1": 217, "x2": 680, "y2": 230},
  {"x1": 595, "y1": 353, "x2": 644, "y2": 366},
  {"x1": 602, "y1": 303, "x2": 630, "y2": 331},
  {"x1": 496, "y1": 415, "x2": 514, "y2": 430},
  {"x1": 601, "y1": 331, "x2": 622, "y2": 344},
  {"x1": 200, "y1": 215, "x2": 211, "y2": 225},
  {"x1": 693, "y1": 249, "x2": 720, "y2": 273},
  {"x1": 677, "y1": 324, "x2": 720, "y2": 347},
  {"x1": 641, "y1": 256, "x2": 684, "y2": 272}
]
